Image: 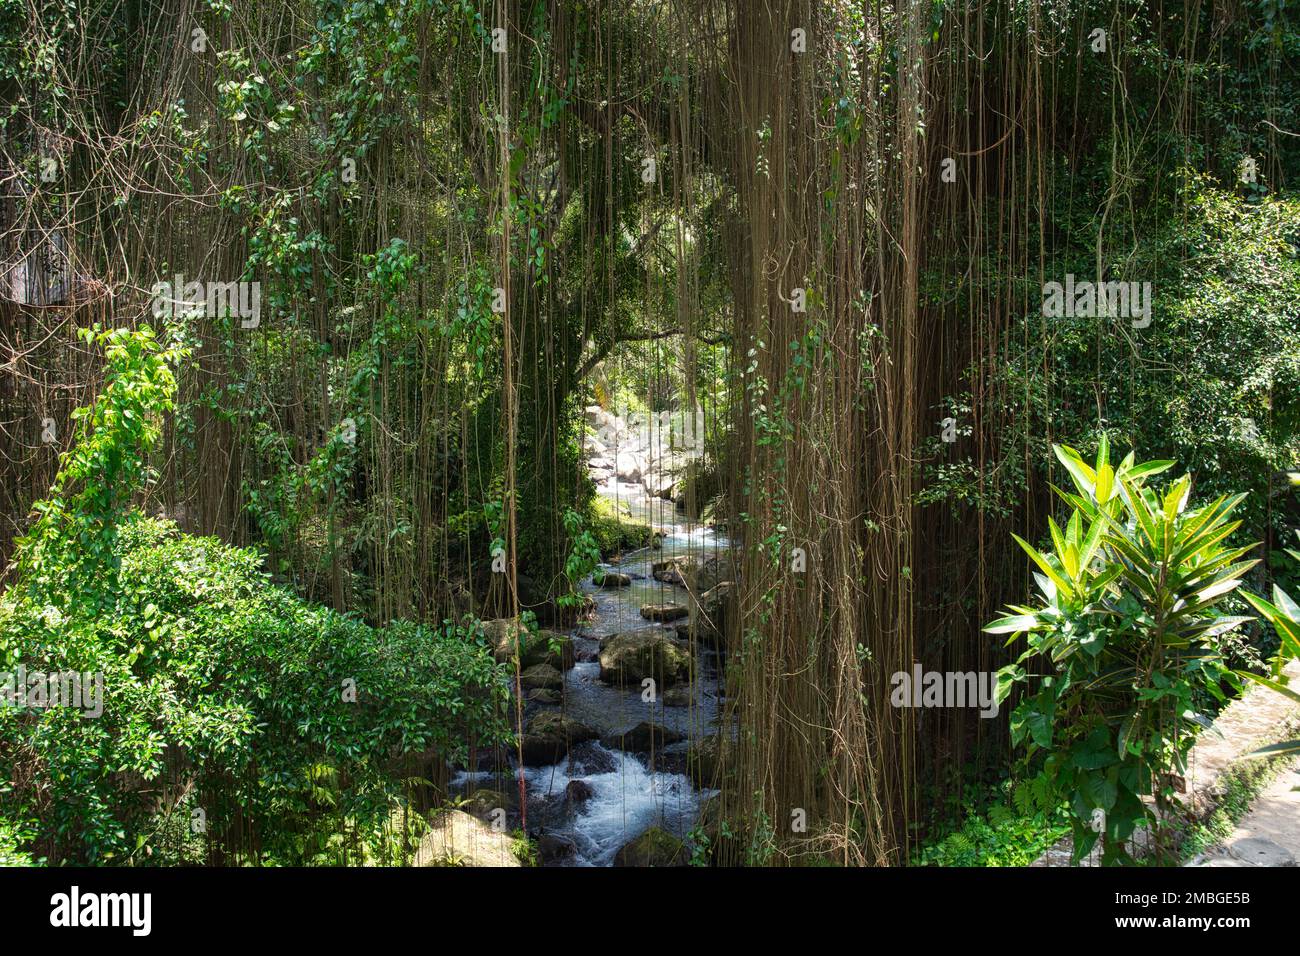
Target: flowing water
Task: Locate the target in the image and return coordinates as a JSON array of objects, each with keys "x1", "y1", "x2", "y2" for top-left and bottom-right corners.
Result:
[{"x1": 454, "y1": 479, "x2": 729, "y2": 866}]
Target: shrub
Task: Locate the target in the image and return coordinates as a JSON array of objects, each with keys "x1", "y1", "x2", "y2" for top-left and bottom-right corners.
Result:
[
  {"x1": 0, "y1": 326, "x2": 511, "y2": 864},
  {"x1": 987, "y1": 439, "x2": 1258, "y2": 864}
]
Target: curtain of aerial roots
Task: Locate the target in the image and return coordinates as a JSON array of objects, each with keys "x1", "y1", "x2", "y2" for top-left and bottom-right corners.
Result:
[
  {"x1": 700, "y1": 0, "x2": 1056, "y2": 863},
  {"x1": 692, "y1": 0, "x2": 911, "y2": 866}
]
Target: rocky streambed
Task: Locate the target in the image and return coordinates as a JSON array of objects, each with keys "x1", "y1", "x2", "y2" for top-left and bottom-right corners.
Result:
[{"x1": 450, "y1": 483, "x2": 733, "y2": 867}]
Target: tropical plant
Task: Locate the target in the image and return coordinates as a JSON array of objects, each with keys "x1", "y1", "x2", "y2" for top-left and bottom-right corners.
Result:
[
  {"x1": 986, "y1": 438, "x2": 1258, "y2": 864},
  {"x1": 1240, "y1": 530, "x2": 1300, "y2": 759},
  {"x1": 558, "y1": 508, "x2": 601, "y2": 613}
]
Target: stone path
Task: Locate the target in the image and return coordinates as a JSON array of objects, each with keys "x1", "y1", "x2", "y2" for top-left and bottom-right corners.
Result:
[{"x1": 1191, "y1": 758, "x2": 1299, "y2": 867}]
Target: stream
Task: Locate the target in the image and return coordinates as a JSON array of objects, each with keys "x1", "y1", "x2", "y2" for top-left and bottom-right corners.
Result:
[{"x1": 453, "y1": 479, "x2": 729, "y2": 866}]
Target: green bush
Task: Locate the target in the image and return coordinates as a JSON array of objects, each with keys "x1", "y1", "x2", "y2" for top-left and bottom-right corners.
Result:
[
  {"x1": 0, "y1": 326, "x2": 511, "y2": 865},
  {"x1": 914, "y1": 799, "x2": 1069, "y2": 868},
  {"x1": 0, "y1": 817, "x2": 36, "y2": 866},
  {"x1": 988, "y1": 439, "x2": 1258, "y2": 864},
  {"x1": 588, "y1": 496, "x2": 654, "y2": 558}
]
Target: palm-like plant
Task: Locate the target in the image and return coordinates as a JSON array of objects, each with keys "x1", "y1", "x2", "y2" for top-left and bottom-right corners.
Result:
[
  {"x1": 987, "y1": 438, "x2": 1258, "y2": 864},
  {"x1": 1240, "y1": 531, "x2": 1300, "y2": 759}
]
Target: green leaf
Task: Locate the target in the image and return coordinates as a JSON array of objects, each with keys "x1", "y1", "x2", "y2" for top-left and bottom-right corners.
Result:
[
  {"x1": 984, "y1": 613, "x2": 1040, "y2": 634},
  {"x1": 1053, "y1": 444, "x2": 1096, "y2": 497},
  {"x1": 1011, "y1": 533, "x2": 1073, "y2": 599}
]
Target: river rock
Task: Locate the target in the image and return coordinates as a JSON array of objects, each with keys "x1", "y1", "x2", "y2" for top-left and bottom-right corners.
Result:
[
  {"x1": 652, "y1": 556, "x2": 693, "y2": 585},
  {"x1": 598, "y1": 628, "x2": 692, "y2": 687},
  {"x1": 662, "y1": 684, "x2": 693, "y2": 707},
  {"x1": 538, "y1": 832, "x2": 577, "y2": 864},
  {"x1": 640, "y1": 602, "x2": 689, "y2": 622},
  {"x1": 462, "y1": 788, "x2": 515, "y2": 822},
  {"x1": 413, "y1": 810, "x2": 521, "y2": 867},
  {"x1": 565, "y1": 779, "x2": 596, "y2": 805},
  {"x1": 595, "y1": 570, "x2": 631, "y2": 588},
  {"x1": 519, "y1": 663, "x2": 563, "y2": 691},
  {"x1": 613, "y1": 827, "x2": 687, "y2": 867},
  {"x1": 483, "y1": 619, "x2": 575, "y2": 670},
  {"x1": 566, "y1": 740, "x2": 618, "y2": 775},
  {"x1": 520, "y1": 711, "x2": 598, "y2": 766},
  {"x1": 601, "y1": 721, "x2": 685, "y2": 753}
]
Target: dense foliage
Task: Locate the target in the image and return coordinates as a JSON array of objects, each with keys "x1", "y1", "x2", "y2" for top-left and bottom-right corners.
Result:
[
  {"x1": 1, "y1": 0, "x2": 1297, "y2": 868},
  {"x1": 0, "y1": 328, "x2": 510, "y2": 865},
  {"x1": 989, "y1": 441, "x2": 1263, "y2": 863}
]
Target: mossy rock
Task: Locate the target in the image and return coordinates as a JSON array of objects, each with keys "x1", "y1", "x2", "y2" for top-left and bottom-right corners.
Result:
[
  {"x1": 613, "y1": 826, "x2": 687, "y2": 867},
  {"x1": 519, "y1": 663, "x2": 563, "y2": 691},
  {"x1": 483, "y1": 618, "x2": 574, "y2": 670},
  {"x1": 413, "y1": 809, "x2": 522, "y2": 867},
  {"x1": 598, "y1": 628, "x2": 692, "y2": 687},
  {"x1": 600, "y1": 721, "x2": 685, "y2": 753},
  {"x1": 519, "y1": 711, "x2": 598, "y2": 766},
  {"x1": 461, "y1": 788, "x2": 515, "y2": 822}
]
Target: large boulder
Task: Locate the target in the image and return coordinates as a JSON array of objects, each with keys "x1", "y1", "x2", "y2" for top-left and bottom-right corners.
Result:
[
  {"x1": 642, "y1": 466, "x2": 677, "y2": 499},
  {"x1": 640, "y1": 603, "x2": 689, "y2": 622},
  {"x1": 615, "y1": 451, "x2": 644, "y2": 483},
  {"x1": 461, "y1": 788, "x2": 515, "y2": 822},
  {"x1": 613, "y1": 827, "x2": 687, "y2": 867},
  {"x1": 520, "y1": 711, "x2": 598, "y2": 766},
  {"x1": 652, "y1": 556, "x2": 694, "y2": 585},
  {"x1": 601, "y1": 721, "x2": 685, "y2": 753},
  {"x1": 519, "y1": 663, "x2": 563, "y2": 691},
  {"x1": 538, "y1": 832, "x2": 577, "y2": 864},
  {"x1": 414, "y1": 810, "x2": 522, "y2": 867},
  {"x1": 598, "y1": 628, "x2": 692, "y2": 687},
  {"x1": 482, "y1": 619, "x2": 574, "y2": 670},
  {"x1": 595, "y1": 570, "x2": 632, "y2": 589},
  {"x1": 480, "y1": 617, "x2": 525, "y2": 659}
]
